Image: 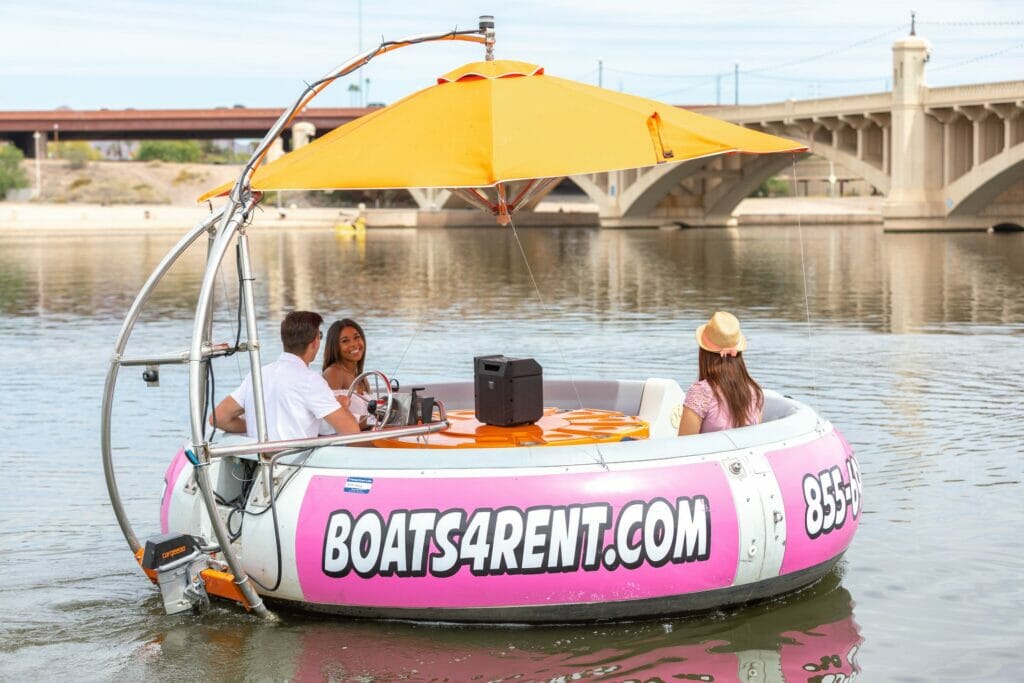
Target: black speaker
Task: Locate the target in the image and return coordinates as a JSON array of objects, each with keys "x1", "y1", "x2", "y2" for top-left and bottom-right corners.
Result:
[{"x1": 474, "y1": 355, "x2": 543, "y2": 426}]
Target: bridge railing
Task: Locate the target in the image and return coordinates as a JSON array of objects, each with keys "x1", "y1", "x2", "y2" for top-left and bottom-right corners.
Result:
[{"x1": 701, "y1": 92, "x2": 891, "y2": 124}]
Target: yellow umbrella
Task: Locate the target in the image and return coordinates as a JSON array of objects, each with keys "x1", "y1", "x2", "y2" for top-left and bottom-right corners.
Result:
[{"x1": 201, "y1": 59, "x2": 805, "y2": 222}]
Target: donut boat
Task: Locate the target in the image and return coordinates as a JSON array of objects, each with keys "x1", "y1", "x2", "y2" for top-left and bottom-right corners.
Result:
[
  {"x1": 158, "y1": 379, "x2": 861, "y2": 622},
  {"x1": 101, "y1": 18, "x2": 858, "y2": 621}
]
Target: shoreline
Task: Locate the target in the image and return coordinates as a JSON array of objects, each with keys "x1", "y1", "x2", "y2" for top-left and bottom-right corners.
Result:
[{"x1": 0, "y1": 197, "x2": 884, "y2": 234}]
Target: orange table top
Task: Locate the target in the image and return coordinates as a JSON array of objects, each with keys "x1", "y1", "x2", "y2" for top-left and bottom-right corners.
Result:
[{"x1": 374, "y1": 407, "x2": 649, "y2": 449}]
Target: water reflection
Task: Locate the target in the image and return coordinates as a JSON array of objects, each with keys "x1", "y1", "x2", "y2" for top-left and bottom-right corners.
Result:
[
  {"x1": 119, "y1": 573, "x2": 860, "y2": 682},
  {"x1": 1, "y1": 226, "x2": 1021, "y2": 334},
  {"x1": 2, "y1": 225, "x2": 1022, "y2": 679}
]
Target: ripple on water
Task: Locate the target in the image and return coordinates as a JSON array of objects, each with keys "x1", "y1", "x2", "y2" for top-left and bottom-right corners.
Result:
[{"x1": 0, "y1": 227, "x2": 1021, "y2": 679}]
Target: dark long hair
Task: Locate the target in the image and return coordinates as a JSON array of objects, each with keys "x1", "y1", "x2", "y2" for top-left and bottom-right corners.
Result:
[
  {"x1": 698, "y1": 348, "x2": 764, "y2": 428},
  {"x1": 322, "y1": 318, "x2": 367, "y2": 375}
]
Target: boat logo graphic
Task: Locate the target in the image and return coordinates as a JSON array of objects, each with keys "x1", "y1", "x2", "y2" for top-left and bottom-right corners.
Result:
[
  {"x1": 322, "y1": 496, "x2": 712, "y2": 579},
  {"x1": 802, "y1": 457, "x2": 863, "y2": 539}
]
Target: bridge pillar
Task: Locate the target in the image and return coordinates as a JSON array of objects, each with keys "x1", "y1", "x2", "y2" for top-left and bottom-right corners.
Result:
[
  {"x1": 408, "y1": 187, "x2": 451, "y2": 210},
  {"x1": 291, "y1": 122, "x2": 316, "y2": 150},
  {"x1": 988, "y1": 103, "x2": 1022, "y2": 150},
  {"x1": 883, "y1": 36, "x2": 949, "y2": 229},
  {"x1": 265, "y1": 138, "x2": 285, "y2": 164}
]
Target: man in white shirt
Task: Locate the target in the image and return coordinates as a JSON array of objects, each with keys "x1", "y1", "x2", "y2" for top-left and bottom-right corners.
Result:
[{"x1": 211, "y1": 311, "x2": 360, "y2": 440}]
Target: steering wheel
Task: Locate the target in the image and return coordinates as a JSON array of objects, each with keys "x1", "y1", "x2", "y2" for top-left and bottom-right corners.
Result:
[{"x1": 346, "y1": 370, "x2": 394, "y2": 430}]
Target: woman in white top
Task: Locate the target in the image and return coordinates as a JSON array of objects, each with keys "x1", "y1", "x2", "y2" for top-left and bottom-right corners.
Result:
[{"x1": 322, "y1": 318, "x2": 371, "y2": 423}]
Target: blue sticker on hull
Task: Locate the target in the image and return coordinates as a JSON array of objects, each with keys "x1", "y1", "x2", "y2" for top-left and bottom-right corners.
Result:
[{"x1": 344, "y1": 476, "x2": 373, "y2": 494}]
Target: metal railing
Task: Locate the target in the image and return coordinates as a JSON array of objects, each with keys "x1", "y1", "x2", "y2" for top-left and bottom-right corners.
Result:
[{"x1": 208, "y1": 420, "x2": 450, "y2": 459}]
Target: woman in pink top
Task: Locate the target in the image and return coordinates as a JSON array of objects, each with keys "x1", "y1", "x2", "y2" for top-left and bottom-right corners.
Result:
[{"x1": 678, "y1": 311, "x2": 764, "y2": 436}]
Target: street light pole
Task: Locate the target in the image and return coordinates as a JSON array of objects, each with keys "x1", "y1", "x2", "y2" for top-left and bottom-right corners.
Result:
[
  {"x1": 32, "y1": 131, "x2": 41, "y2": 198},
  {"x1": 53, "y1": 124, "x2": 60, "y2": 158}
]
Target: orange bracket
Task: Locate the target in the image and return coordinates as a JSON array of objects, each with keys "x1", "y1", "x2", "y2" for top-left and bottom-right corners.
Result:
[{"x1": 134, "y1": 548, "x2": 251, "y2": 611}]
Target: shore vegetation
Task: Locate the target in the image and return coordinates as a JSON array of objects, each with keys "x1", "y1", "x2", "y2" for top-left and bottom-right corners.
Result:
[
  {"x1": 47, "y1": 141, "x2": 102, "y2": 170},
  {"x1": 0, "y1": 144, "x2": 29, "y2": 197},
  {"x1": 135, "y1": 140, "x2": 203, "y2": 163}
]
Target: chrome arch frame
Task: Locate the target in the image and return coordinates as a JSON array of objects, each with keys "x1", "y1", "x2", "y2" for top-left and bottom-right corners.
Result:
[{"x1": 100, "y1": 20, "x2": 495, "y2": 620}]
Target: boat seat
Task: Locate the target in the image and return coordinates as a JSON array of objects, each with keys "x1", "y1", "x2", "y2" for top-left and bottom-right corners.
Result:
[
  {"x1": 637, "y1": 377, "x2": 686, "y2": 438},
  {"x1": 762, "y1": 392, "x2": 801, "y2": 421}
]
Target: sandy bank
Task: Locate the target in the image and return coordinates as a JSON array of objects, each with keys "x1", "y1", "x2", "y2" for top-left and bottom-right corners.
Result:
[
  {"x1": 735, "y1": 196, "x2": 883, "y2": 224},
  {"x1": 0, "y1": 196, "x2": 885, "y2": 233}
]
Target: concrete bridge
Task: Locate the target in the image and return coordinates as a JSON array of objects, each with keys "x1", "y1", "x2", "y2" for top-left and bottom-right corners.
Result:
[
  {"x1": 0, "y1": 107, "x2": 369, "y2": 156},
  {"x1": 4, "y1": 34, "x2": 1022, "y2": 231},
  {"x1": 569, "y1": 36, "x2": 1024, "y2": 231}
]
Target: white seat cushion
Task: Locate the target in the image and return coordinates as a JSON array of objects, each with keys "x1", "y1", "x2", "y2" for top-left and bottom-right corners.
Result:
[{"x1": 637, "y1": 377, "x2": 686, "y2": 438}]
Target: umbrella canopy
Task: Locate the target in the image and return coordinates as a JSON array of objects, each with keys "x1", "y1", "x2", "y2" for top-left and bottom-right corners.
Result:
[{"x1": 200, "y1": 59, "x2": 805, "y2": 210}]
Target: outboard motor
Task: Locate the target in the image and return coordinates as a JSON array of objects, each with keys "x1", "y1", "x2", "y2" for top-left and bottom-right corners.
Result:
[{"x1": 141, "y1": 533, "x2": 222, "y2": 615}]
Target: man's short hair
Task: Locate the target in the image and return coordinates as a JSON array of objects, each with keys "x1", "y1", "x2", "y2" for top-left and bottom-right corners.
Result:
[{"x1": 281, "y1": 311, "x2": 323, "y2": 354}]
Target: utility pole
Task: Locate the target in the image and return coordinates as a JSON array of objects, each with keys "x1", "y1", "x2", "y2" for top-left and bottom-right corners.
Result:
[
  {"x1": 365, "y1": 77, "x2": 371, "y2": 106},
  {"x1": 733, "y1": 63, "x2": 739, "y2": 105},
  {"x1": 53, "y1": 123, "x2": 60, "y2": 158},
  {"x1": 716, "y1": 74, "x2": 722, "y2": 105},
  {"x1": 598, "y1": 59, "x2": 603, "y2": 88},
  {"x1": 32, "y1": 131, "x2": 41, "y2": 198}
]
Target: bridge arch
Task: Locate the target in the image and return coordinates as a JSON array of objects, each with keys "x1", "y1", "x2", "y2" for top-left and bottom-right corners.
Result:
[
  {"x1": 570, "y1": 135, "x2": 892, "y2": 225},
  {"x1": 703, "y1": 154, "x2": 794, "y2": 220},
  {"x1": 801, "y1": 143, "x2": 890, "y2": 196},
  {"x1": 946, "y1": 144, "x2": 1024, "y2": 217},
  {"x1": 566, "y1": 173, "x2": 615, "y2": 214},
  {"x1": 618, "y1": 158, "x2": 713, "y2": 218}
]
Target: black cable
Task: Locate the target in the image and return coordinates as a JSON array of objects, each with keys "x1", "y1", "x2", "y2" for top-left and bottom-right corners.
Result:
[
  {"x1": 246, "y1": 461, "x2": 284, "y2": 592},
  {"x1": 222, "y1": 243, "x2": 244, "y2": 358},
  {"x1": 233, "y1": 453, "x2": 309, "y2": 593},
  {"x1": 209, "y1": 450, "x2": 310, "y2": 592},
  {"x1": 919, "y1": 20, "x2": 1024, "y2": 27},
  {"x1": 205, "y1": 359, "x2": 217, "y2": 443},
  {"x1": 206, "y1": 243, "x2": 247, "y2": 443}
]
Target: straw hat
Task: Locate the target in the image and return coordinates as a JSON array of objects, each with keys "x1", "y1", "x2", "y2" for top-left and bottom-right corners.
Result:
[{"x1": 696, "y1": 311, "x2": 747, "y2": 356}]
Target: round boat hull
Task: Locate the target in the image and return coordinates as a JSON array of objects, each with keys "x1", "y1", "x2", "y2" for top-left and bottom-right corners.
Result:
[{"x1": 162, "y1": 391, "x2": 861, "y2": 622}]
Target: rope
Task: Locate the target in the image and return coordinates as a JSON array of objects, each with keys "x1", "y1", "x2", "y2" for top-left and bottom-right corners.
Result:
[
  {"x1": 506, "y1": 216, "x2": 607, "y2": 469},
  {"x1": 790, "y1": 155, "x2": 818, "y2": 403},
  {"x1": 506, "y1": 215, "x2": 584, "y2": 412},
  {"x1": 389, "y1": 310, "x2": 424, "y2": 381}
]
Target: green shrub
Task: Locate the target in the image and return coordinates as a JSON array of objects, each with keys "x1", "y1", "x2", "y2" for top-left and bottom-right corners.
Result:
[
  {"x1": 49, "y1": 141, "x2": 101, "y2": 169},
  {"x1": 69, "y1": 176, "x2": 92, "y2": 190},
  {"x1": 0, "y1": 144, "x2": 28, "y2": 198},
  {"x1": 135, "y1": 140, "x2": 203, "y2": 163},
  {"x1": 750, "y1": 177, "x2": 791, "y2": 198}
]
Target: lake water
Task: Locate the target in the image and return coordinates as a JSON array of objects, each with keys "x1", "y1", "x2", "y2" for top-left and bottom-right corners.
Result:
[{"x1": 1, "y1": 223, "x2": 1021, "y2": 681}]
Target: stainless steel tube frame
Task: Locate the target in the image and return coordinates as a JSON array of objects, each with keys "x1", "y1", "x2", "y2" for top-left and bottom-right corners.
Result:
[
  {"x1": 236, "y1": 230, "x2": 268, "y2": 443},
  {"x1": 208, "y1": 420, "x2": 450, "y2": 458},
  {"x1": 184, "y1": 21, "x2": 493, "y2": 620},
  {"x1": 101, "y1": 207, "x2": 225, "y2": 553},
  {"x1": 186, "y1": 198, "x2": 273, "y2": 617},
  {"x1": 226, "y1": 26, "x2": 489, "y2": 205}
]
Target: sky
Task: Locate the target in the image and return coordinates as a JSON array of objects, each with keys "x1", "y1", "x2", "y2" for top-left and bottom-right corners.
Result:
[{"x1": 1, "y1": 1, "x2": 1022, "y2": 111}]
